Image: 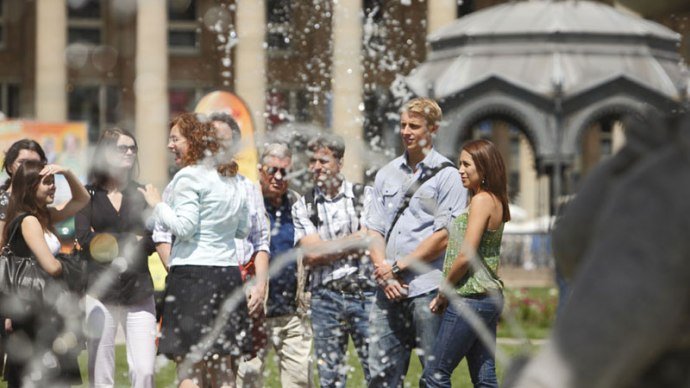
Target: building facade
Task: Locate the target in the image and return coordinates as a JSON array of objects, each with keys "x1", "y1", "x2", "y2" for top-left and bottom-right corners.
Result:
[{"x1": 0, "y1": 0, "x2": 688, "y2": 215}]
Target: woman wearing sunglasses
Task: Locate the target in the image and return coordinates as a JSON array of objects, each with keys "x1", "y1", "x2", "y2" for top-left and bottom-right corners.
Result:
[{"x1": 75, "y1": 128, "x2": 158, "y2": 388}]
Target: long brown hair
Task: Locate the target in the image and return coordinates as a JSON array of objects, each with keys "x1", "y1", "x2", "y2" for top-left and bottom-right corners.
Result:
[
  {"x1": 3, "y1": 160, "x2": 55, "y2": 242},
  {"x1": 461, "y1": 139, "x2": 511, "y2": 222},
  {"x1": 170, "y1": 113, "x2": 236, "y2": 176},
  {"x1": 88, "y1": 127, "x2": 140, "y2": 188}
]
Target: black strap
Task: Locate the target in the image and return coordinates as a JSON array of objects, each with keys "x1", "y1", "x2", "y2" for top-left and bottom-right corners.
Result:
[
  {"x1": 304, "y1": 189, "x2": 320, "y2": 228},
  {"x1": 6, "y1": 213, "x2": 30, "y2": 248},
  {"x1": 385, "y1": 162, "x2": 455, "y2": 243}
]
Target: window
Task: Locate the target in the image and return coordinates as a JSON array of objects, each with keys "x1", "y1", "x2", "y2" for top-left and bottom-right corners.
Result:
[
  {"x1": 0, "y1": 82, "x2": 20, "y2": 118},
  {"x1": 266, "y1": 0, "x2": 292, "y2": 53},
  {"x1": 363, "y1": 0, "x2": 384, "y2": 23},
  {"x1": 168, "y1": 0, "x2": 199, "y2": 53},
  {"x1": 68, "y1": 85, "x2": 120, "y2": 142},
  {"x1": 67, "y1": 0, "x2": 102, "y2": 45},
  {"x1": 0, "y1": 0, "x2": 5, "y2": 49},
  {"x1": 363, "y1": 88, "x2": 389, "y2": 146},
  {"x1": 457, "y1": 0, "x2": 475, "y2": 17},
  {"x1": 169, "y1": 87, "x2": 208, "y2": 118},
  {"x1": 266, "y1": 88, "x2": 312, "y2": 130}
]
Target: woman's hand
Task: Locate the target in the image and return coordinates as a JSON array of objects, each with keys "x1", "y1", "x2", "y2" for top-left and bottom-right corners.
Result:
[
  {"x1": 429, "y1": 293, "x2": 448, "y2": 315},
  {"x1": 138, "y1": 184, "x2": 162, "y2": 207},
  {"x1": 39, "y1": 164, "x2": 68, "y2": 176}
]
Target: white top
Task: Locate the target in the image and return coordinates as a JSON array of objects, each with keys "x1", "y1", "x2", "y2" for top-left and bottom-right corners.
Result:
[
  {"x1": 151, "y1": 164, "x2": 249, "y2": 267},
  {"x1": 44, "y1": 231, "x2": 61, "y2": 255}
]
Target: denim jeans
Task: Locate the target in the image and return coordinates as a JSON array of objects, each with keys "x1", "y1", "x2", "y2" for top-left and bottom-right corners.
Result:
[
  {"x1": 368, "y1": 290, "x2": 441, "y2": 388},
  {"x1": 420, "y1": 294, "x2": 504, "y2": 388},
  {"x1": 310, "y1": 287, "x2": 374, "y2": 388}
]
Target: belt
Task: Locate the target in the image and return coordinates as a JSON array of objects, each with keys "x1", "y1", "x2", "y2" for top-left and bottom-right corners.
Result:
[{"x1": 324, "y1": 280, "x2": 375, "y2": 295}]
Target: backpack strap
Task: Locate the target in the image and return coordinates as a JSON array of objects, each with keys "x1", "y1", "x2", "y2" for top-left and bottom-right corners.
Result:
[
  {"x1": 352, "y1": 183, "x2": 366, "y2": 231},
  {"x1": 304, "y1": 188, "x2": 320, "y2": 228},
  {"x1": 385, "y1": 161, "x2": 455, "y2": 243}
]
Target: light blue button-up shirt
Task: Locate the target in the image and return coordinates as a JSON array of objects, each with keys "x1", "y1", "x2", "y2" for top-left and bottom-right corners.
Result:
[
  {"x1": 152, "y1": 164, "x2": 249, "y2": 267},
  {"x1": 365, "y1": 148, "x2": 467, "y2": 298}
]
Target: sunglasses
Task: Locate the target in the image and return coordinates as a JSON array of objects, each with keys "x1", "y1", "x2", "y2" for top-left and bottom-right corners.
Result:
[
  {"x1": 263, "y1": 166, "x2": 289, "y2": 177},
  {"x1": 117, "y1": 145, "x2": 138, "y2": 154}
]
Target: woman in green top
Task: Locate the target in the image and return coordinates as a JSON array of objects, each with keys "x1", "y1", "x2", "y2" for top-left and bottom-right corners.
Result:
[{"x1": 421, "y1": 139, "x2": 511, "y2": 388}]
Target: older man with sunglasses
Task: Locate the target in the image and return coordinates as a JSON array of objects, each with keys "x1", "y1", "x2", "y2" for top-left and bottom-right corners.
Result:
[{"x1": 237, "y1": 142, "x2": 314, "y2": 387}]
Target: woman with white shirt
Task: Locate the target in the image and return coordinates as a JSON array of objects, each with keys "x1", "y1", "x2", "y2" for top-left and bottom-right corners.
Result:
[
  {"x1": 2, "y1": 159, "x2": 90, "y2": 387},
  {"x1": 140, "y1": 112, "x2": 250, "y2": 388}
]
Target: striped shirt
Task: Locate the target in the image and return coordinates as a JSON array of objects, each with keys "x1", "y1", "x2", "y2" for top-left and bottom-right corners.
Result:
[
  {"x1": 234, "y1": 175, "x2": 270, "y2": 265},
  {"x1": 292, "y1": 180, "x2": 374, "y2": 290}
]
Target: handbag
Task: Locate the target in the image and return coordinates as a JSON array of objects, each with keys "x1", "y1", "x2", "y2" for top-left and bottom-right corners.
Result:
[
  {"x1": 0, "y1": 214, "x2": 50, "y2": 302},
  {"x1": 57, "y1": 239, "x2": 88, "y2": 294},
  {"x1": 0, "y1": 214, "x2": 86, "y2": 303}
]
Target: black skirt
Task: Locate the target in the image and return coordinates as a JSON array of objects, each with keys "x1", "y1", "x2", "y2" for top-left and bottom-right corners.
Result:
[{"x1": 158, "y1": 265, "x2": 252, "y2": 360}]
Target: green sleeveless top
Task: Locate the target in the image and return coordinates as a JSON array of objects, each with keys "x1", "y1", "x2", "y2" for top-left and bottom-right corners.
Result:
[{"x1": 443, "y1": 211, "x2": 504, "y2": 296}]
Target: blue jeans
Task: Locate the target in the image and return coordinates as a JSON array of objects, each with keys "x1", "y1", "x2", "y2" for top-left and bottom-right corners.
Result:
[
  {"x1": 310, "y1": 287, "x2": 374, "y2": 388},
  {"x1": 368, "y1": 290, "x2": 441, "y2": 388},
  {"x1": 420, "y1": 294, "x2": 504, "y2": 388}
]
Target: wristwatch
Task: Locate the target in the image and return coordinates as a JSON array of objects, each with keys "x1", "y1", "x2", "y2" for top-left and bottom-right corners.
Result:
[{"x1": 391, "y1": 262, "x2": 402, "y2": 276}]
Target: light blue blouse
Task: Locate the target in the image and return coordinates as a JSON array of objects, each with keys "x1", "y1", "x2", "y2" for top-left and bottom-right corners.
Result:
[{"x1": 152, "y1": 164, "x2": 249, "y2": 267}]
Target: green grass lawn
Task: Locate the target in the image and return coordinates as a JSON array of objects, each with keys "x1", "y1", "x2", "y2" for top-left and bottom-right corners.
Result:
[
  {"x1": 1, "y1": 287, "x2": 556, "y2": 387},
  {"x1": 7, "y1": 341, "x2": 533, "y2": 387}
]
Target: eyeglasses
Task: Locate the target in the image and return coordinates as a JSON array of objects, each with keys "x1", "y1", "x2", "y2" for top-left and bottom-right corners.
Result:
[
  {"x1": 117, "y1": 145, "x2": 138, "y2": 154},
  {"x1": 263, "y1": 166, "x2": 289, "y2": 177}
]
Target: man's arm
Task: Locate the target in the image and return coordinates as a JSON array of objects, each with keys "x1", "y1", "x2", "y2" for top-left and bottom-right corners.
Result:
[
  {"x1": 299, "y1": 229, "x2": 368, "y2": 266},
  {"x1": 155, "y1": 242, "x2": 171, "y2": 271},
  {"x1": 372, "y1": 228, "x2": 449, "y2": 300},
  {"x1": 395, "y1": 228, "x2": 449, "y2": 271},
  {"x1": 246, "y1": 183, "x2": 270, "y2": 316},
  {"x1": 247, "y1": 250, "x2": 269, "y2": 316}
]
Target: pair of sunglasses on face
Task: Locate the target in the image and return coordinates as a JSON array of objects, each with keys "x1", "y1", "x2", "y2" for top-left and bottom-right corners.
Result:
[
  {"x1": 263, "y1": 166, "x2": 289, "y2": 177},
  {"x1": 116, "y1": 145, "x2": 138, "y2": 154}
]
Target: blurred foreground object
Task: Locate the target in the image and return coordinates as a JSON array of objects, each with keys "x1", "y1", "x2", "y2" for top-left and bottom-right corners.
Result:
[{"x1": 506, "y1": 110, "x2": 690, "y2": 387}]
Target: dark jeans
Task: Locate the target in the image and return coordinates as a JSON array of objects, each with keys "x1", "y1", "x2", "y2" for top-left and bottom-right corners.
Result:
[
  {"x1": 311, "y1": 287, "x2": 374, "y2": 388},
  {"x1": 368, "y1": 290, "x2": 441, "y2": 388},
  {"x1": 420, "y1": 294, "x2": 504, "y2": 388}
]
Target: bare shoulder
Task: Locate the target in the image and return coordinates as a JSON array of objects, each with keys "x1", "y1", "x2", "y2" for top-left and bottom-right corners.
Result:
[
  {"x1": 21, "y1": 215, "x2": 41, "y2": 227},
  {"x1": 469, "y1": 192, "x2": 503, "y2": 226},
  {"x1": 20, "y1": 215, "x2": 43, "y2": 234},
  {"x1": 470, "y1": 192, "x2": 498, "y2": 210}
]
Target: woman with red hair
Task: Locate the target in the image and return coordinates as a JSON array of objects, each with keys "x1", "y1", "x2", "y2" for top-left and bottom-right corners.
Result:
[{"x1": 140, "y1": 113, "x2": 250, "y2": 387}]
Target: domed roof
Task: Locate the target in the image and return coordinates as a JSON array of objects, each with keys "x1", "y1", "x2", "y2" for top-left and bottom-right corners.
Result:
[
  {"x1": 430, "y1": 0, "x2": 679, "y2": 44},
  {"x1": 406, "y1": 0, "x2": 688, "y2": 101}
]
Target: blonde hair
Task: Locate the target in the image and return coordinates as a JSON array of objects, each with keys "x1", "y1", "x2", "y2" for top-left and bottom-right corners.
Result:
[{"x1": 402, "y1": 97, "x2": 442, "y2": 127}]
